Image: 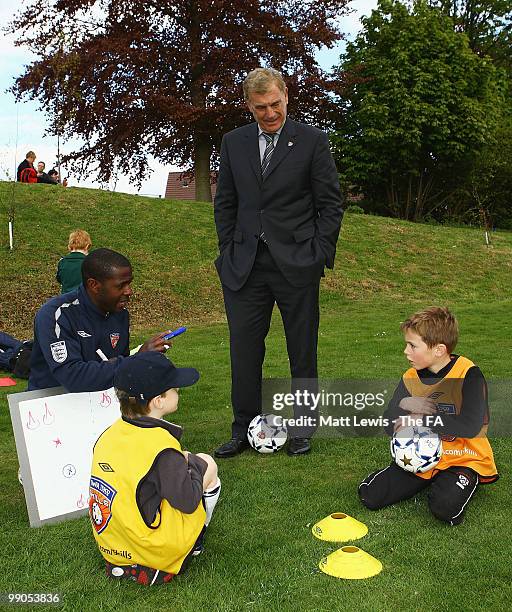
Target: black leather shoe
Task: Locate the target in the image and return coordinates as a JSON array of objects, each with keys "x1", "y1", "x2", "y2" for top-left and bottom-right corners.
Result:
[
  {"x1": 287, "y1": 437, "x2": 311, "y2": 456},
  {"x1": 214, "y1": 438, "x2": 250, "y2": 458}
]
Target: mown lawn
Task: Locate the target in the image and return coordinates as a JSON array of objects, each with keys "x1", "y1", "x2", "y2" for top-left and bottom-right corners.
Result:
[{"x1": 0, "y1": 183, "x2": 511, "y2": 611}]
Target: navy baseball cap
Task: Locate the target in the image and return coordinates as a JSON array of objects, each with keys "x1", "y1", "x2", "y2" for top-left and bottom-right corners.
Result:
[{"x1": 114, "y1": 352, "x2": 199, "y2": 405}]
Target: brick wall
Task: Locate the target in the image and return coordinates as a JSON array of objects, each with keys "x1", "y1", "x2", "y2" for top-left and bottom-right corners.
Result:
[{"x1": 165, "y1": 172, "x2": 217, "y2": 200}]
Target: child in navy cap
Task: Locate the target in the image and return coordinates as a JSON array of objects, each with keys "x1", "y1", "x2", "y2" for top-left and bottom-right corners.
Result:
[{"x1": 89, "y1": 352, "x2": 221, "y2": 585}]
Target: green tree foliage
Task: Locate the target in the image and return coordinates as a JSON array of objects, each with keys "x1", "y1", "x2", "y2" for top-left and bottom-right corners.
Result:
[
  {"x1": 7, "y1": 0, "x2": 349, "y2": 201},
  {"x1": 427, "y1": 0, "x2": 512, "y2": 69},
  {"x1": 331, "y1": 0, "x2": 507, "y2": 221},
  {"x1": 423, "y1": 0, "x2": 512, "y2": 224},
  {"x1": 455, "y1": 118, "x2": 512, "y2": 228}
]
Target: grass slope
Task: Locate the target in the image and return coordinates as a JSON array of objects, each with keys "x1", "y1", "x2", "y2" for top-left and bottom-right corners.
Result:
[
  {"x1": 0, "y1": 182, "x2": 511, "y2": 611},
  {"x1": 1, "y1": 181, "x2": 511, "y2": 336}
]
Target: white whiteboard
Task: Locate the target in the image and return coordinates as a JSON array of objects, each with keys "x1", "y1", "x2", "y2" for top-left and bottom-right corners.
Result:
[{"x1": 8, "y1": 387, "x2": 120, "y2": 527}]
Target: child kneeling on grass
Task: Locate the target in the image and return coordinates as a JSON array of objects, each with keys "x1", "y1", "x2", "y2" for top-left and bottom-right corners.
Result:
[
  {"x1": 359, "y1": 307, "x2": 498, "y2": 525},
  {"x1": 89, "y1": 352, "x2": 221, "y2": 585}
]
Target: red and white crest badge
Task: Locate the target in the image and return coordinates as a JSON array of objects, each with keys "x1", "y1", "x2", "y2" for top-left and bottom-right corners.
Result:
[
  {"x1": 89, "y1": 476, "x2": 117, "y2": 534},
  {"x1": 110, "y1": 333, "x2": 120, "y2": 349}
]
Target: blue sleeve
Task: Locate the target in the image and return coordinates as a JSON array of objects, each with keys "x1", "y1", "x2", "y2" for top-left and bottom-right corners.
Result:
[{"x1": 34, "y1": 306, "x2": 125, "y2": 392}]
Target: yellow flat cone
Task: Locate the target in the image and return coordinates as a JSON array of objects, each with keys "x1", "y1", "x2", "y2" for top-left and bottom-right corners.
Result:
[
  {"x1": 319, "y1": 546, "x2": 383, "y2": 579},
  {"x1": 312, "y1": 513, "x2": 368, "y2": 542}
]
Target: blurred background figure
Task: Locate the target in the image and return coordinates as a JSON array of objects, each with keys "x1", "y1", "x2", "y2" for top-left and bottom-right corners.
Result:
[
  {"x1": 57, "y1": 229, "x2": 92, "y2": 293},
  {"x1": 48, "y1": 168, "x2": 68, "y2": 187},
  {"x1": 17, "y1": 150, "x2": 37, "y2": 182},
  {"x1": 36, "y1": 161, "x2": 57, "y2": 184}
]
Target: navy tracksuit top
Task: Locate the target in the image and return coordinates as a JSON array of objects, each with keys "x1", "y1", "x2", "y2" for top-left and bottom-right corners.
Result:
[{"x1": 28, "y1": 285, "x2": 130, "y2": 392}]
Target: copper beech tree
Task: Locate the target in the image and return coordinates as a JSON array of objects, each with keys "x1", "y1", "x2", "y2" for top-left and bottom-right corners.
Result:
[{"x1": 8, "y1": 0, "x2": 350, "y2": 201}]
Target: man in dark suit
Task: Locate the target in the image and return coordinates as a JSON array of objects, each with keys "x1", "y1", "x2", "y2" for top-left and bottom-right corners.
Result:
[{"x1": 214, "y1": 68, "x2": 343, "y2": 458}]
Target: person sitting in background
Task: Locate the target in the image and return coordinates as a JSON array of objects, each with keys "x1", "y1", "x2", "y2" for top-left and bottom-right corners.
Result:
[
  {"x1": 17, "y1": 151, "x2": 37, "y2": 183},
  {"x1": 57, "y1": 229, "x2": 92, "y2": 293},
  {"x1": 48, "y1": 168, "x2": 68, "y2": 187},
  {"x1": 36, "y1": 161, "x2": 58, "y2": 185}
]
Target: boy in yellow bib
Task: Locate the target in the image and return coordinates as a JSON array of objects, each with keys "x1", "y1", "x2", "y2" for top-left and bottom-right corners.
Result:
[
  {"x1": 359, "y1": 307, "x2": 497, "y2": 525},
  {"x1": 89, "y1": 352, "x2": 221, "y2": 584}
]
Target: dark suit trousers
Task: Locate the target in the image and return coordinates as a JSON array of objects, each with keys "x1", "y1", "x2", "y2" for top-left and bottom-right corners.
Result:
[{"x1": 222, "y1": 241, "x2": 320, "y2": 439}]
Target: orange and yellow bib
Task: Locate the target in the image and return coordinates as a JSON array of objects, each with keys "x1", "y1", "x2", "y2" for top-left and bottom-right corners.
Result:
[{"x1": 403, "y1": 356, "x2": 497, "y2": 483}]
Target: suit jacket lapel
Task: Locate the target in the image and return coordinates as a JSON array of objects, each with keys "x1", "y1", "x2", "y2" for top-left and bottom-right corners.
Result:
[
  {"x1": 262, "y1": 119, "x2": 297, "y2": 182},
  {"x1": 245, "y1": 123, "x2": 262, "y2": 185}
]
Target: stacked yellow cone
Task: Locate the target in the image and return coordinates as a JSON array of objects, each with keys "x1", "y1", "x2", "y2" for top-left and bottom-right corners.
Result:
[
  {"x1": 319, "y1": 546, "x2": 382, "y2": 579},
  {"x1": 312, "y1": 512, "x2": 382, "y2": 579},
  {"x1": 312, "y1": 512, "x2": 368, "y2": 542}
]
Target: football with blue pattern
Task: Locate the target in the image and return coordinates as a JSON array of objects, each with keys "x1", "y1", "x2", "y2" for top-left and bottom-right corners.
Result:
[
  {"x1": 247, "y1": 413, "x2": 288, "y2": 454},
  {"x1": 391, "y1": 425, "x2": 443, "y2": 473}
]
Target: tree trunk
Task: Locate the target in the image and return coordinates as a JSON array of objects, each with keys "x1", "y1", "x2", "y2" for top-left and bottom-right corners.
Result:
[
  {"x1": 414, "y1": 170, "x2": 424, "y2": 221},
  {"x1": 387, "y1": 174, "x2": 400, "y2": 217},
  {"x1": 405, "y1": 174, "x2": 412, "y2": 221},
  {"x1": 194, "y1": 137, "x2": 213, "y2": 202},
  {"x1": 188, "y1": 2, "x2": 211, "y2": 202}
]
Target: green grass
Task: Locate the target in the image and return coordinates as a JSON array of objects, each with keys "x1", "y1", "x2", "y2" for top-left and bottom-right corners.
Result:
[
  {"x1": 0, "y1": 182, "x2": 511, "y2": 611},
  {"x1": 1, "y1": 181, "x2": 512, "y2": 337}
]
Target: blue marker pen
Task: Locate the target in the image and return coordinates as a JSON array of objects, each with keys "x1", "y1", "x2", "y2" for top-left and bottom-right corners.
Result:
[{"x1": 164, "y1": 326, "x2": 187, "y2": 341}]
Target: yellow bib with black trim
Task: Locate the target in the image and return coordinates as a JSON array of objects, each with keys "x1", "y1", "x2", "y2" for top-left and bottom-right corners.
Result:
[
  {"x1": 403, "y1": 356, "x2": 497, "y2": 483},
  {"x1": 89, "y1": 418, "x2": 206, "y2": 573}
]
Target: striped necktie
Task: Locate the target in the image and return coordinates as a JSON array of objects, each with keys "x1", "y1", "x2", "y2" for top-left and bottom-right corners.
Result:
[{"x1": 261, "y1": 132, "x2": 276, "y2": 176}]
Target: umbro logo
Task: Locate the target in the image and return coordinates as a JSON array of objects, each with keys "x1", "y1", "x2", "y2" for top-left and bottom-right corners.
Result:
[
  {"x1": 99, "y1": 463, "x2": 114, "y2": 472},
  {"x1": 429, "y1": 392, "x2": 443, "y2": 400},
  {"x1": 77, "y1": 330, "x2": 92, "y2": 338}
]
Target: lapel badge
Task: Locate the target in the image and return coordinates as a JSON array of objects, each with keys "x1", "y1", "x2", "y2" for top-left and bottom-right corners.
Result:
[{"x1": 288, "y1": 141, "x2": 293, "y2": 147}]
